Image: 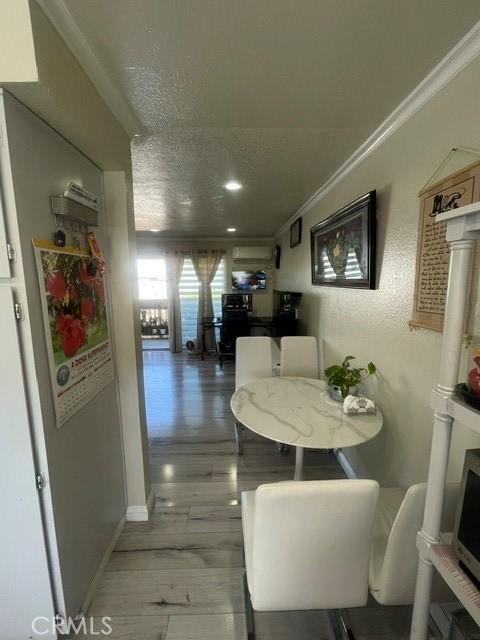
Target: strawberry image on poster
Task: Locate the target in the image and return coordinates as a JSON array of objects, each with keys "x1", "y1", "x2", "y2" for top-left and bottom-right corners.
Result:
[
  {"x1": 47, "y1": 270, "x2": 67, "y2": 299},
  {"x1": 40, "y1": 250, "x2": 108, "y2": 365}
]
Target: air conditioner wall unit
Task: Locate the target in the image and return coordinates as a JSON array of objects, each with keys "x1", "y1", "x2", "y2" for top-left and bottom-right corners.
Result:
[{"x1": 232, "y1": 246, "x2": 272, "y2": 261}]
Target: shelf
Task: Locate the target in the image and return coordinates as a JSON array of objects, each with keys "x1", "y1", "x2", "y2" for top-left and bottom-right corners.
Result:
[
  {"x1": 431, "y1": 390, "x2": 480, "y2": 435},
  {"x1": 413, "y1": 200, "x2": 480, "y2": 639},
  {"x1": 431, "y1": 545, "x2": 480, "y2": 627},
  {"x1": 448, "y1": 396, "x2": 480, "y2": 434},
  {"x1": 436, "y1": 201, "x2": 480, "y2": 242}
]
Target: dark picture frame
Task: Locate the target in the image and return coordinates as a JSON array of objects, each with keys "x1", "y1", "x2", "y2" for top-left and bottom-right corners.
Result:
[
  {"x1": 290, "y1": 217, "x2": 302, "y2": 248},
  {"x1": 310, "y1": 190, "x2": 376, "y2": 289},
  {"x1": 274, "y1": 244, "x2": 281, "y2": 269}
]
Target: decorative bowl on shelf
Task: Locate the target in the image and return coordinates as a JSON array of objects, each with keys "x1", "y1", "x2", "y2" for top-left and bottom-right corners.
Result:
[{"x1": 455, "y1": 383, "x2": 480, "y2": 411}]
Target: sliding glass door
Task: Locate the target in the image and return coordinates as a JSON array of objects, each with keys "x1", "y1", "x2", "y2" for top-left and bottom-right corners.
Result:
[{"x1": 179, "y1": 257, "x2": 225, "y2": 346}]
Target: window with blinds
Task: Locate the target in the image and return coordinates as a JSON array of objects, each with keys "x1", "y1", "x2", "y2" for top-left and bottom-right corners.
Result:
[{"x1": 179, "y1": 257, "x2": 226, "y2": 346}]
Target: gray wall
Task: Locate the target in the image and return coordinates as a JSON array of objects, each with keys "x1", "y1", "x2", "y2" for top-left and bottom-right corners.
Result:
[
  {"x1": 274, "y1": 55, "x2": 480, "y2": 488},
  {"x1": 2, "y1": 93, "x2": 126, "y2": 616}
]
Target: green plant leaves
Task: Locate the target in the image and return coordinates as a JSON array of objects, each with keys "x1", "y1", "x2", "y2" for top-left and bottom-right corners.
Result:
[{"x1": 324, "y1": 355, "x2": 377, "y2": 395}]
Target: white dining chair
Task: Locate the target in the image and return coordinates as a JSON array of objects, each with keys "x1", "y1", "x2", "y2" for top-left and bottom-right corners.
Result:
[
  {"x1": 280, "y1": 336, "x2": 320, "y2": 379},
  {"x1": 242, "y1": 479, "x2": 379, "y2": 639},
  {"x1": 278, "y1": 336, "x2": 320, "y2": 455},
  {"x1": 234, "y1": 337, "x2": 273, "y2": 454},
  {"x1": 369, "y1": 482, "x2": 460, "y2": 605}
]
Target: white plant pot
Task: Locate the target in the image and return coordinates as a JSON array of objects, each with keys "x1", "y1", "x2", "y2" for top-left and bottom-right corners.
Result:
[{"x1": 328, "y1": 384, "x2": 358, "y2": 402}]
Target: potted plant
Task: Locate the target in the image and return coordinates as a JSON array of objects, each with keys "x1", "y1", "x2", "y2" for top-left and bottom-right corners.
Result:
[
  {"x1": 159, "y1": 318, "x2": 168, "y2": 336},
  {"x1": 325, "y1": 356, "x2": 376, "y2": 402}
]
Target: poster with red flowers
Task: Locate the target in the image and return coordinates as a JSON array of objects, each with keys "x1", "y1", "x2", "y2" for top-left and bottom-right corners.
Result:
[{"x1": 33, "y1": 241, "x2": 114, "y2": 427}]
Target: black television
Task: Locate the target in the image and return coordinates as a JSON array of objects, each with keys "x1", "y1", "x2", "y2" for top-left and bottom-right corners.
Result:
[
  {"x1": 232, "y1": 270, "x2": 266, "y2": 291},
  {"x1": 453, "y1": 448, "x2": 480, "y2": 583}
]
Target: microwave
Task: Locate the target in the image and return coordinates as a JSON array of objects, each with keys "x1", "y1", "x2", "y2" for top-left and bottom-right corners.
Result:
[{"x1": 452, "y1": 449, "x2": 480, "y2": 584}]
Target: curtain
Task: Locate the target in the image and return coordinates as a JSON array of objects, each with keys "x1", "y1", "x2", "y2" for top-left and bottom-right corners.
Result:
[
  {"x1": 165, "y1": 251, "x2": 184, "y2": 353},
  {"x1": 191, "y1": 249, "x2": 225, "y2": 350}
]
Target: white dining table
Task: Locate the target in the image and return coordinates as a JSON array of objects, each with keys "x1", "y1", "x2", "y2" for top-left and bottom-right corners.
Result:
[{"x1": 230, "y1": 376, "x2": 383, "y2": 480}]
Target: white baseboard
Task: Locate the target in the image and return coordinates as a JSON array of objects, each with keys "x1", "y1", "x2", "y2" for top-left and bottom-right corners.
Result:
[
  {"x1": 126, "y1": 489, "x2": 155, "y2": 522},
  {"x1": 334, "y1": 448, "x2": 358, "y2": 479},
  {"x1": 126, "y1": 504, "x2": 149, "y2": 521},
  {"x1": 80, "y1": 514, "x2": 125, "y2": 616}
]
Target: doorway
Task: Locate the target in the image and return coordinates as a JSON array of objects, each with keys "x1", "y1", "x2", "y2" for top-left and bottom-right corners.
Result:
[{"x1": 138, "y1": 258, "x2": 169, "y2": 351}]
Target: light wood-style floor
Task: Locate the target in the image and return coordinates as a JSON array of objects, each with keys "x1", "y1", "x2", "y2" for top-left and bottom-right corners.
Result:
[{"x1": 87, "y1": 351, "x2": 412, "y2": 639}]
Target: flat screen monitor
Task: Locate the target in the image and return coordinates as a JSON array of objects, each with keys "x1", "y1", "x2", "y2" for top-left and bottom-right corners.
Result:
[
  {"x1": 232, "y1": 270, "x2": 266, "y2": 291},
  {"x1": 222, "y1": 293, "x2": 252, "y2": 311},
  {"x1": 457, "y1": 470, "x2": 480, "y2": 559},
  {"x1": 453, "y1": 448, "x2": 480, "y2": 584}
]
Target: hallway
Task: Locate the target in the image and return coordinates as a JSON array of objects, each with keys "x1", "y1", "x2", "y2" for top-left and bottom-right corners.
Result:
[{"x1": 87, "y1": 352, "x2": 411, "y2": 639}]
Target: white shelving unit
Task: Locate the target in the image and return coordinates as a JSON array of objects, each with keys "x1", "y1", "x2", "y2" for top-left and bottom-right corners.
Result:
[
  {"x1": 431, "y1": 545, "x2": 480, "y2": 626},
  {"x1": 410, "y1": 201, "x2": 480, "y2": 640}
]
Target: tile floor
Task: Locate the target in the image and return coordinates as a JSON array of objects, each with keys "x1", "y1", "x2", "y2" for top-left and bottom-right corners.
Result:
[{"x1": 87, "y1": 351, "x2": 412, "y2": 639}]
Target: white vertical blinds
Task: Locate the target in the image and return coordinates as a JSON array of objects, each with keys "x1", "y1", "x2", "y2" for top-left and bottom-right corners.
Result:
[
  {"x1": 212, "y1": 258, "x2": 226, "y2": 317},
  {"x1": 179, "y1": 257, "x2": 225, "y2": 346}
]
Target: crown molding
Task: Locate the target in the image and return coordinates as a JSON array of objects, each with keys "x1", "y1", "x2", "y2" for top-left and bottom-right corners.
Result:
[
  {"x1": 35, "y1": 0, "x2": 142, "y2": 138},
  {"x1": 276, "y1": 19, "x2": 480, "y2": 238},
  {"x1": 136, "y1": 233, "x2": 274, "y2": 242}
]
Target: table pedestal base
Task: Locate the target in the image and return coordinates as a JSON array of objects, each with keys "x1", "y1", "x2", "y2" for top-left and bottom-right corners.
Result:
[{"x1": 294, "y1": 446, "x2": 304, "y2": 481}]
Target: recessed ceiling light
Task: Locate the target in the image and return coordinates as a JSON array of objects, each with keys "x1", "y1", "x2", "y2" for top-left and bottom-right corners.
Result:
[
  {"x1": 150, "y1": 228, "x2": 160, "y2": 233},
  {"x1": 224, "y1": 181, "x2": 242, "y2": 191},
  {"x1": 227, "y1": 227, "x2": 236, "y2": 232}
]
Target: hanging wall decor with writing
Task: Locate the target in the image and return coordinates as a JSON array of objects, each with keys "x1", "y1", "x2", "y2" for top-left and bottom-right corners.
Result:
[{"x1": 410, "y1": 160, "x2": 480, "y2": 332}]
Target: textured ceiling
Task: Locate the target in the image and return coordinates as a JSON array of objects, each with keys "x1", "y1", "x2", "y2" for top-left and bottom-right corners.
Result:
[{"x1": 65, "y1": 0, "x2": 480, "y2": 236}]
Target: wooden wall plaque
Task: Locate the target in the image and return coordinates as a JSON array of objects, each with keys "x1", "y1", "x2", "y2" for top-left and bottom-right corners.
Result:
[{"x1": 410, "y1": 160, "x2": 480, "y2": 332}]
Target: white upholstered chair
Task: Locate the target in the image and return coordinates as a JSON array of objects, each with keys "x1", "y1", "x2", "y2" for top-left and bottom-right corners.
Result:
[
  {"x1": 234, "y1": 337, "x2": 273, "y2": 454},
  {"x1": 278, "y1": 336, "x2": 320, "y2": 454},
  {"x1": 242, "y1": 479, "x2": 379, "y2": 638},
  {"x1": 280, "y1": 336, "x2": 320, "y2": 379},
  {"x1": 369, "y1": 482, "x2": 460, "y2": 605}
]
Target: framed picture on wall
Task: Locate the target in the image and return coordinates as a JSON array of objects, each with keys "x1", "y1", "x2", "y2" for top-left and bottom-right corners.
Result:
[
  {"x1": 310, "y1": 190, "x2": 376, "y2": 289},
  {"x1": 274, "y1": 244, "x2": 281, "y2": 269},
  {"x1": 290, "y1": 217, "x2": 302, "y2": 248}
]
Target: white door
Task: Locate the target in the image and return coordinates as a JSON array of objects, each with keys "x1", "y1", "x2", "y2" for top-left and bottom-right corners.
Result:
[{"x1": 0, "y1": 284, "x2": 57, "y2": 639}]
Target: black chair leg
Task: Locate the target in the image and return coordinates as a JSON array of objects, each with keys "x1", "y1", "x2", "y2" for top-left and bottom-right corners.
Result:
[
  {"x1": 328, "y1": 609, "x2": 356, "y2": 640},
  {"x1": 243, "y1": 571, "x2": 255, "y2": 640}
]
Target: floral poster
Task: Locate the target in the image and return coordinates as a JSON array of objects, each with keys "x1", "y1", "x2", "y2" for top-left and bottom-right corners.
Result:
[{"x1": 33, "y1": 241, "x2": 114, "y2": 428}]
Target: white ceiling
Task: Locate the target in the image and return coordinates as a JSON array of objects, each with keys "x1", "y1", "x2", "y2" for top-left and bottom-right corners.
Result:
[{"x1": 65, "y1": 0, "x2": 480, "y2": 236}]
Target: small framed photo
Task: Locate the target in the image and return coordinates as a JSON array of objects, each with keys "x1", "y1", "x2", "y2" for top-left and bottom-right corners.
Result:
[
  {"x1": 274, "y1": 244, "x2": 281, "y2": 269},
  {"x1": 290, "y1": 217, "x2": 302, "y2": 248},
  {"x1": 310, "y1": 190, "x2": 376, "y2": 289}
]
